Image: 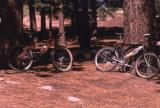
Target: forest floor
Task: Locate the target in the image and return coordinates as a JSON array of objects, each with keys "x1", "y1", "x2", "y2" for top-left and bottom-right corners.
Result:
[
  {"x1": 0, "y1": 62, "x2": 160, "y2": 108},
  {"x1": 0, "y1": 9, "x2": 160, "y2": 108}
]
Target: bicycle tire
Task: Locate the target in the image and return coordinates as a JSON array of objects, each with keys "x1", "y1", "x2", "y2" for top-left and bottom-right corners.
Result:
[
  {"x1": 135, "y1": 52, "x2": 160, "y2": 79},
  {"x1": 51, "y1": 46, "x2": 73, "y2": 72},
  {"x1": 8, "y1": 47, "x2": 33, "y2": 71},
  {"x1": 95, "y1": 46, "x2": 119, "y2": 72}
]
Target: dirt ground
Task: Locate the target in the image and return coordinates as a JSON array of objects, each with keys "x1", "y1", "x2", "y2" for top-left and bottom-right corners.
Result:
[{"x1": 0, "y1": 62, "x2": 160, "y2": 108}]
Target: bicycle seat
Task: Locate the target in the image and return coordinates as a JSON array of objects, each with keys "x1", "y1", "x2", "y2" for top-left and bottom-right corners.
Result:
[{"x1": 144, "y1": 34, "x2": 150, "y2": 37}]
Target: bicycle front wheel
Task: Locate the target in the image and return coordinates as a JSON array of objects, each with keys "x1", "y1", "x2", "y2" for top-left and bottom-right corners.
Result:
[
  {"x1": 8, "y1": 47, "x2": 33, "y2": 71},
  {"x1": 135, "y1": 52, "x2": 160, "y2": 79},
  {"x1": 51, "y1": 47, "x2": 73, "y2": 72},
  {"x1": 95, "y1": 47, "x2": 119, "y2": 72}
]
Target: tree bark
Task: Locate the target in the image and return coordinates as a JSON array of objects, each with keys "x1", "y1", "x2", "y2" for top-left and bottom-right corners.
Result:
[
  {"x1": 17, "y1": 0, "x2": 23, "y2": 34},
  {"x1": 49, "y1": 7, "x2": 52, "y2": 39},
  {"x1": 90, "y1": 0, "x2": 97, "y2": 37},
  {"x1": 0, "y1": 0, "x2": 23, "y2": 48},
  {"x1": 0, "y1": 0, "x2": 23, "y2": 65},
  {"x1": 124, "y1": 0, "x2": 156, "y2": 44},
  {"x1": 71, "y1": 0, "x2": 78, "y2": 37},
  {"x1": 40, "y1": 0, "x2": 46, "y2": 40},
  {"x1": 58, "y1": 2, "x2": 65, "y2": 46},
  {"x1": 29, "y1": 0, "x2": 37, "y2": 32},
  {"x1": 76, "y1": 0, "x2": 90, "y2": 49}
]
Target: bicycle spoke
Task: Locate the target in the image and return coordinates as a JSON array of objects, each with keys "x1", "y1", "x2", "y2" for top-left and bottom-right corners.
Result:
[
  {"x1": 150, "y1": 65, "x2": 158, "y2": 72},
  {"x1": 95, "y1": 47, "x2": 119, "y2": 72},
  {"x1": 146, "y1": 67, "x2": 152, "y2": 76},
  {"x1": 101, "y1": 51, "x2": 107, "y2": 57},
  {"x1": 99, "y1": 51, "x2": 112, "y2": 60},
  {"x1": 148, "y1": 54, "x2": 151, "y2": 64},
  {"x1": 99, "y1": 54, "x2": 106, "y2": 62},
  {"x1": 51, "y1": 47, "x2": 73, "y2": 71},
  {"x1": 136, "y1": 53, "x2": 160, "y2": 79},
  {"x1": 8, "y1": 47, "x2": 33, "y2": 71},
  {"x1": 144, "y1": 55, "x2": 150, "y2": 67}
]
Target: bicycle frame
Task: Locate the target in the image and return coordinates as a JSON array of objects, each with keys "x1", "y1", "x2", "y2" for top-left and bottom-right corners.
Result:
[
  {"x1": 109, "y1": 40, "x2": 148, "y2": 69},
  {"x1": 111, "y1": 33, "x2": 151, "y2": 68},
  {"x1": 123, "y1": 46, "x2": 144, "y2": 59}
]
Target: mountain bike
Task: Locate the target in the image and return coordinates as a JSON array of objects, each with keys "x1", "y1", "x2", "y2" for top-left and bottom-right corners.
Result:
[
  {"x1": 95, "y1": 33, "x2": 160, "y2": 78},
  {"x1": 8, "y1": 33, "x2": 73, "y2": 72}
]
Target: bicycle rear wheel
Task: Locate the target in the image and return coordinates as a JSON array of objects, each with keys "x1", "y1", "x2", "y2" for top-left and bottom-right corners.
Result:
[
  {"x1": 95, "y1": 47, "x2": 119, "y2": 72},
  {"x1": 135, "y1": 52, "x2": 160, "y2": 79},
  {"x1": 51, "y1": 46, "x2": 73, "y2": 72},
  {"x1": 8, "y1": 47, "x2": 33, "y2": 71}
]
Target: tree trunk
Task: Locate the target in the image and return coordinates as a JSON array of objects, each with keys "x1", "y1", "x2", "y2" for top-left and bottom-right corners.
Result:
[
  {"x1": 0, "y1": 0, "x2": 23, "y2": 48},
  {"x1": 76, "y1": 0, "x2": 90, "y2": 49},
  {"x1": 29, "y1": 0, "x2": 37, "y2": 32},
  {"x1": 124, "y1": 0, "x2": 156, "y2": 44},
  {"x1": 0, "y1": 0, "x2": 23, "y2": 65},
  {"x1": 49, "y1": 7, "x2": 53, "y2": 39},
  {"x1": 17, "y1": 0, "x2": 23, "y2": 34},
  {"x1": 40, "y1": 0, "x2": 46, "y2": 40},
  {"x1": 90, "y1": 0, "x2": 97, "y2": 38},
  {"x1": 58, "y1": 2, "x2": 65, "y2": 46},
  {"x1": 71, "y1": 0, "x2": 78, "y2": 37},
  {"x1": 40, "y1": 8, "x2": 46, "y2": 32}
]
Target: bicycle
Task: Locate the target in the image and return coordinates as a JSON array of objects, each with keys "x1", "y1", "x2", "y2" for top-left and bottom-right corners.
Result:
[
  {"x1": 8, "y1": 32, "x2": 73, "y2": 72},
  {"x1": 95, "y1": 33, "x2": 160, "y2": 79}
]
